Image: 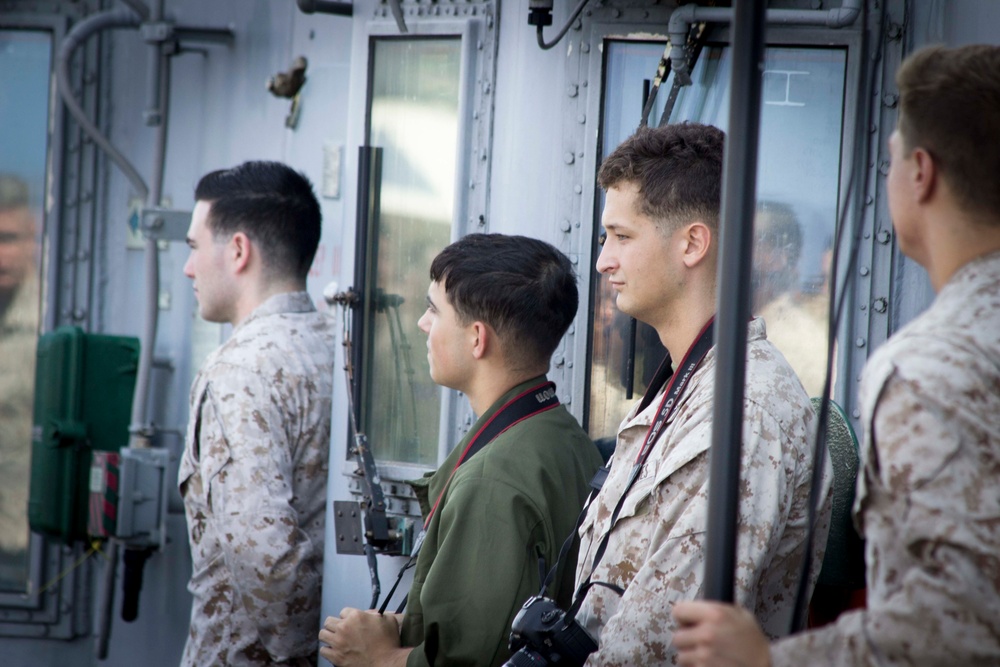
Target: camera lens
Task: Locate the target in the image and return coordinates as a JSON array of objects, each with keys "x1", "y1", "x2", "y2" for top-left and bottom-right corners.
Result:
[{"x1": 503, "y1": 647, "x2": 549, "y2": 667}]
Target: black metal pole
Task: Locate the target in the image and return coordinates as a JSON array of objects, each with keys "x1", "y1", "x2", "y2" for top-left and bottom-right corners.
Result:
[
  {"x1": 353, "y1": 146, "x2": 383, "y2": 438},
  {"x1": 703, "y1": 0, "x2": 767, "y2": 602}
]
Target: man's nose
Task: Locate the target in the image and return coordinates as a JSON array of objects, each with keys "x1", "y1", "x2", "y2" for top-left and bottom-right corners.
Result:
[{"x1": 595, "y1": 243, "x2": 615, "y2": 274}]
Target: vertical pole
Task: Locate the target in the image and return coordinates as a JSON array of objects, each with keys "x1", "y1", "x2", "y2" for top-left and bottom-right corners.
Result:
[{"x1": 703, "y1": 0, "x2": 768, "y2": 602}]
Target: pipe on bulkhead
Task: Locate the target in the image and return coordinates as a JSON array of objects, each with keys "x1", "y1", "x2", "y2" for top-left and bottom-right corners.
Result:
[
  {"x1": 56, "y1": 7, "x2": 148, "y2": 200},
  {"x1": 129, "y1": 0, "x2": 169, "y2": 452},
  {"x1": 668, "y1": 0, "x2": 862, "y2": 84},
  {"x1": 57, "y1": 1, "x2": 173, "y2": 655}
]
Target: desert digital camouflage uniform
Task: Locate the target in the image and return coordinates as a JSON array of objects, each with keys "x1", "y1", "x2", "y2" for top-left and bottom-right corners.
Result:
[
  {"x1": 769, "y1": 251, "x2": 1000, "y2": 666},
  {"x1": 0, "y1": 275, "x2": 38, "y2": 586},
  {"x1": 576, "y1": 317, "x2": 832, "y2": 666},
  {"x1": 179, "y1": 292, "x2": 335, "y2": 667}
]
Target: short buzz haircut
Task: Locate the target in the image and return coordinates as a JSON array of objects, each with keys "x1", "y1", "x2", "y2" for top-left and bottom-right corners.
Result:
[
  {"x1": 429, "y1": 234, "x2": 578, "y2": 371},
  {"x1": 597, "y1": 122, "x2": 724, "y2": 231},
  {"x1": 194, "y1": 160, "x2": 322, "y2": 281},
  {"x1": 896, "y1": 44, "x2": 1000, "y2": 220}
]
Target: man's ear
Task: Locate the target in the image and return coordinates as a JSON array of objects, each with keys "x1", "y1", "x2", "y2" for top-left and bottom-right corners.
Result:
[
  {"x1": 680, "y1": 221, "x2": 713, "y2": 269},
  {"x1": 229, "y1": 231, "x2": 252, "y2": 274},
  {"x1": 911, "y1": 147, "x2": 938, "y2": 204},
  {"x1": 470, "y1": 321, "x2": 490, "y2": 360}
]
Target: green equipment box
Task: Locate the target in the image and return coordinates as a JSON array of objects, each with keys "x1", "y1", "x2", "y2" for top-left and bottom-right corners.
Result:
[{"x1": 28, "y1": 326, "x2": 139, "y2": 543}]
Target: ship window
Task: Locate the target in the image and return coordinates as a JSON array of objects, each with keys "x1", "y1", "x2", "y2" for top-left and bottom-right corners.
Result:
[
  {"x1": 357, "y1": 37, "x2": 462, "y2": 467},
  {"x1": 0, "y1": 27, "x2": 51, "y2": 597},
  {"x1": 589, "y1": 41, "x2": 846, "y2": 439}
]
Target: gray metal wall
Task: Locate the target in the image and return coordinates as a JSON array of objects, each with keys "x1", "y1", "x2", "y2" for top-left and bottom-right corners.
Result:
[{"x1": 2, "y1": 1, "x2": 999, "y2": 665}]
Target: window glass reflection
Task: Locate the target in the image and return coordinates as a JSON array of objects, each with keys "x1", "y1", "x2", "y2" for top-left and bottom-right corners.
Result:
[
  {"x1": 590, "y1": 43, "x2": 845, "y2": 439},
  {"x1": 364, "y1": 38, "x2": 461, "y2": 466},
  {"x1": 0, "y1": 28, "x2": 50, "y2": 593}
]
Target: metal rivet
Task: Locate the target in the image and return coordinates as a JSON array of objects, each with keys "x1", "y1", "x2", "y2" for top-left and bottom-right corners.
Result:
[
  {"x1": 567, "y1": 84, "x2": 579, "y2": 98},
  {"x1": 563, "y1": 152, "x2": 576, "y2": 165},
  {"x1": 876, "y1": 229, "x2": 891, "y2": 244},
  {"x1": 872, "y1": 297, "x2": 888, "y2": 313},
  {"x1": 859, "y1": 266, "x2": 870, "y2": 276},
  {"x1": 883, "y1": 92, "x2": 898, "y2": 108},
  {"x1": 855, "y1": 337, "x2": 866, "y2": 348}
]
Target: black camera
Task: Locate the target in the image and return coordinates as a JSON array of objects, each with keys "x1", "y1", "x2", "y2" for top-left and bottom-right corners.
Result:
[{"x1": 504, "y1": 596, "x2": 598, "y2": 667}]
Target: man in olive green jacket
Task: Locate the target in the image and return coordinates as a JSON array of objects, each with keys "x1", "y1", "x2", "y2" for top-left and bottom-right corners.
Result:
[{"x1": 320, "y1": 233, "x2": 602, "y2": 667}]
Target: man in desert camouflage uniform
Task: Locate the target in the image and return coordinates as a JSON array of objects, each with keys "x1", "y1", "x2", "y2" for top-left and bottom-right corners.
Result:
[
  {"x1": 576, "y1": 123, "x2": 832, "y2": 665},
  {"x1": 674, "y1": 44, "x2": 1000, "y2": 667},
  {"x1": 0, "y1": 175, "x2": 39, "y2": 589},
  {"x1": 179, "y1": 161, "x2": 334, "y2": 666}
]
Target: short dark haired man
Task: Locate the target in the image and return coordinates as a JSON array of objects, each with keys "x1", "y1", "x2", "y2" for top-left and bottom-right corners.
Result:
[
  {"x1": 319, "y1": 233, "x2": 603, "y2": 667},
  {"x1": 179, "y1": 160, "x2": 334, "y2": 666},
  {"x1": 574, "y1": 123, "x2": 831, "y2": 664},
  {"x1": 673, "y1": 44, "x2": 1000, "y2": 667}
]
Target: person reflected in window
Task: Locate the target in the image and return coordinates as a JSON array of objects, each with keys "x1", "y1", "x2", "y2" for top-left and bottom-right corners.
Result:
[
  {"x1": 0, "y1": 174, "x2": 39, "y2": 590},
  {"x1": 752, "y1": 200, "x2": 831, "y2": 397}
]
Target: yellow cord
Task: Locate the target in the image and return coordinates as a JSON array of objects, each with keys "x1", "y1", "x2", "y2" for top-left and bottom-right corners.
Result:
[{"x1": 35, "y1": 539, "x2": 104, "y2": 595}]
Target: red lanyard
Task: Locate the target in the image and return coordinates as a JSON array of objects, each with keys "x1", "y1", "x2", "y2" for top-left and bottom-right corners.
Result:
[
  {"x1": 633, "y1": 316, "x2": 716, "y2": 468},
  {"x1": 423, "y1": 381, "x2": 560, "y2": 530}
]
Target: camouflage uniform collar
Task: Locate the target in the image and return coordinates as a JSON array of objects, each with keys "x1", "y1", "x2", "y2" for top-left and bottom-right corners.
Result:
[
  {"x1": 942, "y1": 249, "x2": 1000, "y2": 294},
  {"x1": 237, "y1": 290, "x2": 315, "y2": 330}
]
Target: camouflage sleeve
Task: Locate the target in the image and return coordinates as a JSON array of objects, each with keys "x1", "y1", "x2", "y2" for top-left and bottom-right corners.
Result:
[
  {"x1": 585, "y1": 406, "x2": 794, "y2": 666},
  {"x1": 770, "y1": 373, "x2": 1000, "y2": 666},
  {"x1": 199, "y1": 367, "x2": 322, "y2": 661}
]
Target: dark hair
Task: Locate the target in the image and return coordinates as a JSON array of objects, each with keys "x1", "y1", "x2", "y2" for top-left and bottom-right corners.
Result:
[
  {"x1": 755, "y1": 199, "x2": 802, "y2": 266},
  {"x1": 194, "y1": 160, "x2": 321, "y2": 280},
  {"x1": 597, "y1": 123, "x2": 724, "y2": 231},
  {"x1": 429, "y1": 234, "x2": 578, "y2": 370},
  {"x1": 897, "y1": 44, "x2": 1000, "y2": 220}
]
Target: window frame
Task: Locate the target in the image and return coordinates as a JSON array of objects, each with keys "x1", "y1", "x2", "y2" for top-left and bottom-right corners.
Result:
[
  {"x1": 0, "y1": 10, "x2": 92, "y2": 639},
  {"x1": 577, "y1": 20, "x2": 869, "y2": 433},
  {"x1": 344, "y1": 4, "x2": 498, "y2": 487}
]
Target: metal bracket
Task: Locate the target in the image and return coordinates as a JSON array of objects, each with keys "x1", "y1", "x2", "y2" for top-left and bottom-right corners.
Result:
[
  {"x1": 116, "y1": 447, "x2": 171, "y2": 551},
  {"x1": 333, "y1": 501, "x2": 366, "y2": 555},
  {"x1": 140, "y1": 207, "x2": 190, "y2": 242}
]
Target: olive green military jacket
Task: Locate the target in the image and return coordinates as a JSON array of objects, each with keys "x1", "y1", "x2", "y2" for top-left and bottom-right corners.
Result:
[{"x1": 401, "y1": 376, "x2": 603, "y2": 667}]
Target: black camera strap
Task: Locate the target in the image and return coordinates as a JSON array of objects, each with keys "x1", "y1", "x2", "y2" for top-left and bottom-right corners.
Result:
[
  {"x1": 378, "y1": 380, "x2": 561, "y2": 614},
  {"x1": 566, "y1": 317, "x2": 715, "y2": 622}
]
